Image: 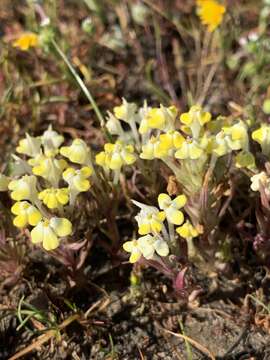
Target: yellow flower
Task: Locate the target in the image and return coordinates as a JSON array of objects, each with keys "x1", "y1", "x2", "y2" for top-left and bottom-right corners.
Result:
[
  {"x1": 123, "y1": 239, "x2": 142, "y2": 263},
  {"x1": 175, "y1": 138, "x2": 205, "y2": 160},
  {"x1": 133, "y1": 200, "x2": 166, "y2": 235},
  {"x1": 180, "y1": 105, "x2": 211, "y2": 139},
  {"x1": 38, "y1": 188, "x2": 69, "y2": 209},
  {"x1": 213, "y1": 121, "x2": 249, "y2": 156},
  {"x1": 176, "y1": 221, "x2": 199, "y2": 239},
  {"x1": 113, "y1": 99, "x2": 137, "y2": 122},
  {"x1": 140, "y1": 136, "x2": 167, "y2": 160},
  {"x1": 139, "y1": 105, "x2": 177, "y2": 134},
  {"x1": 8, "y1": 175, "x2": 38, "y2": 202},
  {"x1": 106, "y1": 112, "x2": 123, "y2": 135},
  {"x1": 158, "y1": 131, "x2": 185, "y2": 152},
  {"x1": 16, "y1": 134, "x2": 41, "y2": 157},
  {"x1": 158, "y1": 193, "x2": 186, "y2": 225},
  {"x1": 147, "y1": 108, "x2": 167, "y2": 130},
  {"x1": 0, "y1": 174, "x2": 10, "y2": 191},
  {"x1": 29, "y1": 155, "x2": 67, "y2": 187},
  {"x1": 11, "y1": 201, "x2": 42, "y2": 228},
  {"x1": 123, "y1": 235, "x2": 169, "y2": 263},
  {"x1": 63, "y1": 166, "x2": 92, "y2": 192},
  {"x1": 252, "y1": 124, "x2": 270, "y2": 156},
  {"x1": 31, "y1": 217, "x2": 72, "y2": 251},
  {"x1": 13, "y1": 32, "x2": 39, "y2": 51},
  {"x1": 137, "y1": 234, "x2": 169, "y2": 259},
  {"x1": 42, "y1": 125, "x2": 64, "y2": 154},
  {"x1": 95, "y1": 141, "x2": 136, "y2": 170},
  {"x1": 197, "y1": 0, "x2": 226, "y2": 32},
  {"x1": 60, "y1": 139, "x2": 91, "y2": 165}
]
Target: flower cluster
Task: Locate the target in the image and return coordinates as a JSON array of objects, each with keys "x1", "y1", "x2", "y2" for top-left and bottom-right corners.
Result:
[
  {"x1": 0, "y1": 126, "x2": 94, "y2": 250},
  {"x1": 105, "y1": 99, "x2": 255, "y2": 196},
  {"x1": 123, "y1": 193, "x2": 199, "y2": 263}
]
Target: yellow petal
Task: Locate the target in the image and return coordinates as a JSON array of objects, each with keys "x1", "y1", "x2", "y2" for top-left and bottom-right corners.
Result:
[
  {"x1": 109, "y1": 153, "x2": 123, "y2": 170},
  {"x1": 11, "y1": 201, "x2": 27, "y2": 215},
  {"x1": 166, "y1": 209, "x2": 184, "y2": 225},
  {"x1": 189, "y1": 144, "x2": 203, "y2": 159},
  {"x1": 173, "y1": 194, "x2": 187, "y2": 208},
  {"x1": 74, "y1": 177, "x2": 90, "y2": 192},
  {"x1": 180, "y1": 112, "x2": 192, "y2": 125},
  {"x1": 43, "y1": 227, "x2": 59, "y2": 251},
  {"x1": 60, "y1": 146, "x2": 70, "y2": 158},
  {"x1": 175, "y1": 144, "x2": 188, "y2": 159},
  {"x1": 80, "y1": 166, "x2": 92, "y2": 177},
  {"x1": 104, "y1": 143, "x2": 115, "y2": 152},
  {"x1": 252, "y1": 127, "x2": 264, "y2": 144},
  {"x1": 13, "y1": 214, "x2": 28, "y2": 228},
  {"x1": 123, "y1": 241, "x2": 134, "y2": 252},
  {"x1": 129, "y1": 249, "x2": 141, "y2": 263},
  {"x1": 158, "y1": 193, "x2": 171, "y2": 209},
  {"x1": 154, "y1": 239, "x2": 169, "y2": 257},
  {"x1": 123, "y1": 153, "x2": 136, "y2": 165},
  {"x1": 31, "y1": 223, "x2": 44, "y2": 244},
  {"x1": 138, "y1": 223, "x2": 151, "y2": 235},
  {"x1": 63, "y1": 167, "x2": 75, "y2": 181},
  {"x1": 157, "y1": 211, "x2": 166, "y2": 222},
  {"x1": 27, "y1": 207, "x2": 42, "y2": 226},
  {"x1": 95, "y1": 152, "x2": 106, "y2": 166},
  {"x1": 151, "y1": 220, "x2": 162, "y2": 233},
  {"x1": 50, "y1": 217, "x2": 72, "y2": 237},
  {"x1": 46, "y1": 194, "x2": 58, "y2": 209},
  {"x1": 56, "y1": 189, "x2": 69, "y2": 205}
]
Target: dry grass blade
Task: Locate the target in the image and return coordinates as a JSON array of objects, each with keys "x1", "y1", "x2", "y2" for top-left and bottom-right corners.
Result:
[
  {"x1": 8, "y1": 314, "x2": 80, "y2": 360},
  {"x1": 159, "y1": 325, "x2": 216, "y2": 360}
]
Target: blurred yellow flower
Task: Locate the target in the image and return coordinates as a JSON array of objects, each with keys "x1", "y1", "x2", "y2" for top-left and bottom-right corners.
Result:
[
  {"x1": 11, "y1": 201, "x2": 42, "y2": 228},
  {"x1": 13, "y1": 33, "x2": 39, "y2": 51},
  {"x1": 31, "y1": 217, "x2": 72, "y2": 251},
  {"x1": 197, "y1": 0, "x2": 226, "y2": 32},
  {"x1": 38, "y1": 188, "x2": 69, "y2": 209}
]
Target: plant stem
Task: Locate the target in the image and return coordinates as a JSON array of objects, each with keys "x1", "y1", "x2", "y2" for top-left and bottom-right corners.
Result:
[{"x1": 51, "y1": 39, "x2": 105, "y2": 128}]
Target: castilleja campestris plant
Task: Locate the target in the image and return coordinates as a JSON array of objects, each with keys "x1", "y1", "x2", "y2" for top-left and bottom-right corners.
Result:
[
  {"x1": 0, "y1": 126, "x2": 94, "y2": 251},
  {"x1": 100, "y1": 98, "x2": 262, "y2": 287}
]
